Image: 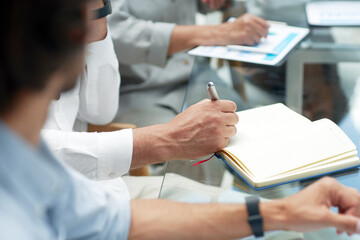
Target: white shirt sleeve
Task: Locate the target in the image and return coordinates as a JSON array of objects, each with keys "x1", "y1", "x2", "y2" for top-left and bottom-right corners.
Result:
[
  {"x1": 78, "y1": 27, "x2": 121, "y2": 125},
  {"x1": 41, "y1": 128, "x2": 133, "y2": 180},
  {"x1": 42, "y1": 27, "x2": 133, "y2": 180}
]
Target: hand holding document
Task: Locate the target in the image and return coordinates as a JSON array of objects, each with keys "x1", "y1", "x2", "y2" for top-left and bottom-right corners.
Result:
[{"x1": 188, "y1": 24, "x2": 309, "y2": 66}]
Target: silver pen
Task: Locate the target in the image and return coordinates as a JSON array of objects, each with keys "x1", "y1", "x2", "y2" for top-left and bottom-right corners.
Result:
[{"x1": 207, "y1": 82, "x2": 219, "y2": 101}]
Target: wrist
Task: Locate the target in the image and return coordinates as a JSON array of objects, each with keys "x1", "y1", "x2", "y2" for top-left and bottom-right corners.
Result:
[
  {"x1": 190, "y1": 25, "x2": 224, "y2": 47},
  {"x1": 154, "y1": 122, "x2": 183, "y2": 162},
  {"x1": 260, "y1": 200, "x2": 288, "y2": 232},
  {"x1": 134, "y1": 123, "x2": 177, "y2": 164},
  {"x1": 211, "y1": 24, "x2": 229, "y2": 45}
]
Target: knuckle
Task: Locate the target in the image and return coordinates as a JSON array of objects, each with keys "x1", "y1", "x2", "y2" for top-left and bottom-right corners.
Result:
[
  {"x1": 201, "y1": 99, "x2": 212, "y2": 107},
  {"x1": 210, "y1": 114, "x2": 222, "y2": 124},
  {"x1": 319, "y1": 177, "x2": 336, "y2": 188},
  {"x1": 213, "y1": 127, "x2": 222, "y2": 136}
]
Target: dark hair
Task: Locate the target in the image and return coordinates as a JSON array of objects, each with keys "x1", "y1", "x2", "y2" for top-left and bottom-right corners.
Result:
[{"x1": 0, "y1": 0, "x2": 87, "y2": 113}]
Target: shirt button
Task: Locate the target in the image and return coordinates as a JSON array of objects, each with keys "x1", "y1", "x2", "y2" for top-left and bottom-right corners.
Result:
[
  {"x1": 172, "y1": 0, "x2": 176, "y2": 2},
  {"x1": 108, "y1": 172, "x2": 115, "y2": 178},
  {"x1": 183, "y1": 59, "x2": 189, "y2": 65}
]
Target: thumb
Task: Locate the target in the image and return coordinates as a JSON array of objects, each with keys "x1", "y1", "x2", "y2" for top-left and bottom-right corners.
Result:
[{"x1": 328, "y1": 212, "x2": 360, "y2": 234}]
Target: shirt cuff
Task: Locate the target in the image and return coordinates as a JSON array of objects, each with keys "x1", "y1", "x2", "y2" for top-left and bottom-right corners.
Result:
[
  {"x1": 147, "y1": 22, "x2": 176, "y2": 67},
  {"x1": 97, "y1": 129, "x2": 133, "y2": 180}
]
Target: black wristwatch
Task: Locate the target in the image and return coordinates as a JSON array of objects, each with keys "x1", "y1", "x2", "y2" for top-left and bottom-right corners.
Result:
[
  {"x1": 93, "y1": 0, "x2": 112, "y2": 19},
  {"x1": 245, "y1": 196, "x2": 264, "y2": 238}
]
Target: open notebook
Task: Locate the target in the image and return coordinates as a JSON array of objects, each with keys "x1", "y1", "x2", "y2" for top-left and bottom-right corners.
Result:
[{"x1": 218, "y1": 104, "x2": 359, "y2": 189}]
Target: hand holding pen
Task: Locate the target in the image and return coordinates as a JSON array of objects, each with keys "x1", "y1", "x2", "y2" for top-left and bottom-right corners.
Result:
[
  {"x1": 191, "y1": 81, "x2": 239, "y2": 165},
  {"x1": 161, "y1": 81, "x2": 238, "y2": 161}
]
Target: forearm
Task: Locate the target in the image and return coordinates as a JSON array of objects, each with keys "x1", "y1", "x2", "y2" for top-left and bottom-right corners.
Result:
[
  {"x1": 167, "y1": 24, "x2": 226, "y2": 55},
  {"x1": 129, "y1": 199, "x2": 286, "y2": 240},
  {"x1": 131, "y1": 124, "x2": 175, "y2": 169},
  {"x1": 168, "y1": 14, "x2": 270, "y2": 55}
]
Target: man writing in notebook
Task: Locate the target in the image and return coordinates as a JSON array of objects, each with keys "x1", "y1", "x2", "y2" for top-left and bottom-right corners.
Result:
[
  {"x1": 2, "y1": 0, "x2": 360, "y2": 238},
  {"x1": 41, "y1": 0, "x2": 240, "y2": 185}
]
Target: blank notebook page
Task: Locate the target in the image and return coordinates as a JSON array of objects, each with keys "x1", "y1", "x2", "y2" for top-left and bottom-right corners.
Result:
[
  {"x1": 226, "y1": 103, "x2": 310, "y2": 148},
  {"x1": 225, "y1": 118, "x2": 356, "y2": 179}
]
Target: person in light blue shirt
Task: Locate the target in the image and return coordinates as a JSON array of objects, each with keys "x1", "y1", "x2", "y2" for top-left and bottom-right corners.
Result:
[
  {"x1": 0, "y1": 123, "x2": 131, "y2": 239},
  {"x1": 2, "y1": 0, "x2": 360, "y2": 239},
  {"x1": 0, "y1": 0, "x2": 131, "y2": 239}
]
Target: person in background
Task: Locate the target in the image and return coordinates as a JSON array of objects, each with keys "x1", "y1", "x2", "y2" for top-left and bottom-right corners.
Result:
[
  {"x1": 41, "y1": 0, "x2": 238, "y2": 188},
  {"x1": 108, "y1": 0, "x2": 269, "y2": 128},
  {"x1": 2, "y1": 1, "x2": 360, "y2": 238}
]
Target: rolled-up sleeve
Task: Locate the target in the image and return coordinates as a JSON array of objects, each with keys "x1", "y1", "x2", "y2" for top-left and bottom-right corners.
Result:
[
  {"x1": 41, "y1": 128, "x2": 133, "y2": 180},
  {"x1": 108, "y1": 0, "x2": 175, "y2": 67},
  {"x1": 78, "y1": 27, "x2": 121, "y2": 125}
]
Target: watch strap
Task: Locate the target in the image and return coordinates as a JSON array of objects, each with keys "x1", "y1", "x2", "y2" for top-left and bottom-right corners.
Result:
[
  {"x1": 93, "y1": 0, "x2": 112, "y2": 19},
  {"x1": 245, "y1": 196, "x2": 264, "y2": 238}
]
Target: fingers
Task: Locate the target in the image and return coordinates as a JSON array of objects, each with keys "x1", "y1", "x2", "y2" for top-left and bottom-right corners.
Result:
[
  {"x1": 251, "y1": 20, "x2": 269, "y2": 39},
  {"x1": 222, "y1": 126, "x2": 237, "y2": 138},
  {"x1": 241, "y1": 35, "x2": 258, "y2": 46},
  {"x1": 313, "y1": 178, "x2": 360, "y2": 235},
  {"x1": 195, "y1": 99, "x2": 237, "y2": 113},
  {"x1": 235, "y1": 14, "x2": 269, "y2": 45},
  {"x1": 328, "y1": 212, "x2": 360, "y2": 235},
  {"x1": 244, "y1": 18, "x2": 268, "y2": 42},
  {"x1": 324, "y1": 178, "x2": 360, "y2": 217},
  {"x1": 221, "y1": 112, "x2": 239, "y2": 126},
  {"x1": 245, "y1": 28, "x2": 263, "y2": 45},
  {"x1": 192, "y1": 99, "x2": 239, "y2": 133},
  {"x1": 252, "y1": 15, "x2": 270, "y2": 30},
  {"x1": 213, "y1": 100, "x2": 237, "y2": 113}
]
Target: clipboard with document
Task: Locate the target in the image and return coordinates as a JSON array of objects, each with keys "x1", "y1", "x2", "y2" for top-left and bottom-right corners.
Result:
[{"x1": 188, "y1": 24, "x2": 309, "y2": 66}]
